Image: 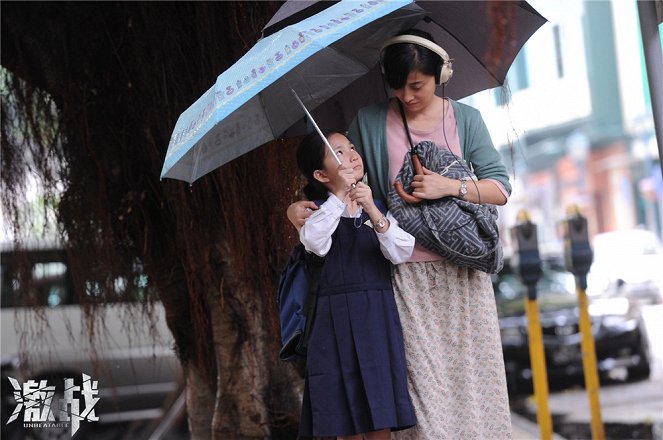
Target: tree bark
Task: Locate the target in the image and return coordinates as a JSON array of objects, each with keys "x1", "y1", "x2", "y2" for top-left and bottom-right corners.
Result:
[
  {"x1": 185, "y1": 363, "x2": 216, "y2": 440},
  {"x1": 210, "y1": 262, "x2": 271, "y2": 438}
]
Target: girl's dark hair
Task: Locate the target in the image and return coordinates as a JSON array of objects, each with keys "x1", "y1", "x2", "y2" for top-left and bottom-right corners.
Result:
[
  {"x1": 296, "y1": 129, "x2": 343, "y2": 201},
  {"x1": 382, "y1": 29, "x2": 442, "y2": 89}
]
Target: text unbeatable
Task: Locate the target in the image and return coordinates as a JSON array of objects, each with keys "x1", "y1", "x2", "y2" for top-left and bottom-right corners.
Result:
[{"x1": 23, "y1": 423, "x2": 69, "y2": 428}]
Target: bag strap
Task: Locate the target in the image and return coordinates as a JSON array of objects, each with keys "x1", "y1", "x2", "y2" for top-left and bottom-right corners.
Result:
[
  {"x1": 398, "y1": 100, "x2": 483, "y2": 204},
  {"x1": 299, "y1": 198, "x2": 326, "y2": 354},
  {"x1": 300, "y1": 251, "x2": 323, "y2": 353},
  {"x1": 397, "y1": 100, "x2": 415, "y2": 152}
]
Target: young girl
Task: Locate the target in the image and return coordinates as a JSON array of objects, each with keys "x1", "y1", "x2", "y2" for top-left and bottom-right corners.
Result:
[{"x1": 296, "y1": 130, "x2": 417, "y2": 439}]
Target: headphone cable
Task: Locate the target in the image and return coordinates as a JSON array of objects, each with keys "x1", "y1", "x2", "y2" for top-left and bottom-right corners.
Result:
[{"x1": 440, "y1": 84, "x2": 482, "y2": 204}]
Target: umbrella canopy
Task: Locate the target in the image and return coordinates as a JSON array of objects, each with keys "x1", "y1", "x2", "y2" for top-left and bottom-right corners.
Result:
[
  {"x1": 161, "y1": 0, "x2": 423, "y2": 183},
  {"x1": 265, "y1": 1, "x2": 546, "y2": 99},
  {"x1": 269, "y1": 0, "x2": 547, "y2": 138},
  {"x1": 161, "y1": 0, "x2": 546, "y2": 184}
]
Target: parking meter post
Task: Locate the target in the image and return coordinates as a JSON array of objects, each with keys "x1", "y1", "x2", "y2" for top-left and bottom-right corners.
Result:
[
  {"x1": 523, "y1": 294, "x2": 552, "y2": 440},
  {"x1": 511, "y1": 213, "x2": 552, "y2": 440},
  {"x1": 563, "y1": 207, "x2": 605, "y2": 440}
]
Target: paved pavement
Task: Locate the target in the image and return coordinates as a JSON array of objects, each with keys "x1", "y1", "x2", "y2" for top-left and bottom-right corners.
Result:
[
  {"x1": 515, "y1": 304, "x2": 663, "y2": 439},
  {"x1": 518, "y1": 376, "x2": 663, "y2": 439},
  {"x1": 511, "y1": 412, "x2": 568, "y2": 440},
  {"x1": 546, "y1": 378, "x2": 663, "y2": 425}
]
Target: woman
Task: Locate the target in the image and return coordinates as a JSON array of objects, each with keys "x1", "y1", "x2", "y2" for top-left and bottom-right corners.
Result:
[
  {"x1": 288, "y1": 30, "x2": 513, "y2": 439},
  {"x1": 295, "y1": 130, "x2": 416, "y2": 439}
]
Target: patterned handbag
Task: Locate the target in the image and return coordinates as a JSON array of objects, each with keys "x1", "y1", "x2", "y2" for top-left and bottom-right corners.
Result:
[{"x1": 388, "y1": 101, "x2": 503, "y2": 274}]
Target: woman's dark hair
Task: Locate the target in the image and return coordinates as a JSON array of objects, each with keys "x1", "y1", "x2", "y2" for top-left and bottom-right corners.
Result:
[
  {"x1": 296, "y1": 129, "x2": 343, "y2": 201},
  {"x1": 382, "y1": 29, "x2": 442, "y2": 89}
]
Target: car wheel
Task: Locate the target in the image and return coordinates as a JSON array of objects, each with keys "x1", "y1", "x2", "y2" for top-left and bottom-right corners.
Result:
[
  {"x1": 627, "y1": 331, "x2": 652, "y2": 382},
  {"x1": 627, "y1": 355, "x2": 651, "y2": 381}
]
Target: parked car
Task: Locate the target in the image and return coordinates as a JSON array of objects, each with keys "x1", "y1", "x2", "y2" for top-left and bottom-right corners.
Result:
[
  {"x1": 1, "y1": 244, "x2": 182, "y2": 439},
  {"x1": 494, "y1": 257, "x2": 651, "y2": 394},
  {"x1": 587, "y1": 229, "x2": 663, "y2": 306}
]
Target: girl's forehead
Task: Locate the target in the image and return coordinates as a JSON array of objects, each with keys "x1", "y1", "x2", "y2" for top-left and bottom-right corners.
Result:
[{"x1": 328, "y1": 133, "x2": 351, "y2": 146}]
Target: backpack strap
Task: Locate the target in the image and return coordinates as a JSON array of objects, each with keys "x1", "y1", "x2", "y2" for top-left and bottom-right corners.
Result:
[
  {"x1": 299, "y1": 251, "x2": 324, "y2": 354},
  {"x1": 298, "y1": 198, "x2": 326, "y2": 355}
]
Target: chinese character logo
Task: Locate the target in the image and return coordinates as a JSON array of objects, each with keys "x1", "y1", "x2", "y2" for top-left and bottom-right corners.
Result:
[{"x1": 6, "y1": 373, "x2": 100, "y2": 437}]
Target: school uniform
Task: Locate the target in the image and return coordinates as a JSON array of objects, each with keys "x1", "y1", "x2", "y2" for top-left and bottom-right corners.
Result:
[{"x1": 298, "y1": 195, "x2": 416, "y2": 438}]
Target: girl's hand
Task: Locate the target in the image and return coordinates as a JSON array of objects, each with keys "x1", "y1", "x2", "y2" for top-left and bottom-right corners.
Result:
[
  {"x1": 349, "y1": 182, "x2": 379, "y2": 216},
  {"x1": 287, "y1": 200, "x2": 319, "y2": 230},
  {"x1": 411, "y1": 166, "x2": 456, "y2": 200},
  {"x1": 350, "y1": 183, "x2": 390, "y2": 232},
  {"x1": 330, "y1": 164, "x2": 357, "y2": 199}
]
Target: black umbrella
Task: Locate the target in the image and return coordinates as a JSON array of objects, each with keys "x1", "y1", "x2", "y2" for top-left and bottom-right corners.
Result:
[{"x1": 265, "y1": 0, "x2": 547, "y2": 134}]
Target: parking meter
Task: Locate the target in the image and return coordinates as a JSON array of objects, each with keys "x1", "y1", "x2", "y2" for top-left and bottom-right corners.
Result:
[
  {"x1": 509, "y1": 211, "x2": 552, "y2": 440},
  {"x1": 563, "y1": 206, "x2": 593, "y2": 290},
  {"x1": 562, "y1": 205, "x2": 605, "y2": 440},
  {"x1": 510, "y1": 211, "x2": 543, "y2": 300}
]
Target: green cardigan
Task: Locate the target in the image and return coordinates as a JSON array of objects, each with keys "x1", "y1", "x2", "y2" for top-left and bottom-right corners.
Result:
[{"x1": 347, "y1": 100, "x2": 512, "y2": 202}]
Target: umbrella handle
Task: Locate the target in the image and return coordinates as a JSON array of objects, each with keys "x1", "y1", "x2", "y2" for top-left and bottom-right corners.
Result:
[{"x1": 394, "y1": 154, "x2": 424, "y2": 204}]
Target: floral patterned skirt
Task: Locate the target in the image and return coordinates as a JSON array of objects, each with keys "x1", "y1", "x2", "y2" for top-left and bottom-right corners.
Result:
[{"x1": 391, "y1": 259, "x2": 512, "y2": 440}]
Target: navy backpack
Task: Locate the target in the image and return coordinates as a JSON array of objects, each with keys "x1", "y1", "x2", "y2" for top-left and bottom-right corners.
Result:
[{"x1": 277, "y1": 242, "x2": 325, "y2": 361}]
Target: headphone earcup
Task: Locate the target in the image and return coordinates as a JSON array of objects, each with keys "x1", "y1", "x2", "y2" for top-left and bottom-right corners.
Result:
[{"x1": 439, "y1": 62, "x2": 452, "y2": 85}]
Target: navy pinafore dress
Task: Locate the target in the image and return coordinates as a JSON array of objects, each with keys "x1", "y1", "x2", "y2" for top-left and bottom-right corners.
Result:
[{"x1": 299, "y1": 204, "x2": 416, "y2": 437}]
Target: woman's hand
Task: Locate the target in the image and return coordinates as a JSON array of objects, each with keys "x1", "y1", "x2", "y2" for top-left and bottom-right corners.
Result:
[
  {"x1": 410, "y1": 166, "x2": 456, "y2": 200},
  {"x1": 287, "y1": 200, "x2": 319, "y2": 230}
]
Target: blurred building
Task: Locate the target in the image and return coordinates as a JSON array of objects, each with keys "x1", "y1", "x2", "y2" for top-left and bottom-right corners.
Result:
[{"x1": 461, "y1": 0, "x2": 662, "y2": 255}]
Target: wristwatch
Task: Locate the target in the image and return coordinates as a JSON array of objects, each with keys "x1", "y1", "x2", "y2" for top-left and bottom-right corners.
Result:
[
  {"x1": 375, "y1": 216, "x2": 388, "y2": 229},
  {"x1": 458, "y1": 178, "x2": 468, "y2": 199}
]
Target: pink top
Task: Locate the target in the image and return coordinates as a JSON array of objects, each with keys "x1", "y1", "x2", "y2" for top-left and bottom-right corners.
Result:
[{"x1": 386, "y1": 101, "x2": 507, "y2": 262}]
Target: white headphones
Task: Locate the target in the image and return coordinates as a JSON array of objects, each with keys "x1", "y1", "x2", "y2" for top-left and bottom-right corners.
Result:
[{"x1": 380, "y1": 34, "x2": 453, "y2": 86}]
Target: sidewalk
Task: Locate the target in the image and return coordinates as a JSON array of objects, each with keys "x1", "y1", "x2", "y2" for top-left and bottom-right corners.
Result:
[
  {"x1": 511, "y1": 412, "x2": 568, "y2": 440},
  {"x1": 513, "y1": 304, "x2": 663, "y2": 439}
]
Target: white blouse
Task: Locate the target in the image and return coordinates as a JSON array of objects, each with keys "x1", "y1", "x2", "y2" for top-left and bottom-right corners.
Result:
[{"x1": 299, "y1": 194, "x2": 415, "y2": 265}]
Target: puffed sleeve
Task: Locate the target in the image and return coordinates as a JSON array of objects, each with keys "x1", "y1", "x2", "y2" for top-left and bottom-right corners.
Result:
[{"x1": 299, "y1": 195, "x2": 345, "y2": 257}]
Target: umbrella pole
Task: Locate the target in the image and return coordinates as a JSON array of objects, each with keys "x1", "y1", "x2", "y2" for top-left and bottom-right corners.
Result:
[{"x1": 290, "y1": 89, "x2": 342, "y2": 166}]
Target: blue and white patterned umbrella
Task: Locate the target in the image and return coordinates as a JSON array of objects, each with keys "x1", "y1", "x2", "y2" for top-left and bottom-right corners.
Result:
[{"x1": 161, "y1": 0, "x2": 422, "y2": 183}]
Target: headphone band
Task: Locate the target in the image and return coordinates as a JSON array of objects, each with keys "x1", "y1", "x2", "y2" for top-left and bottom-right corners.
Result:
[
  {"x1": 380, "y1": 34, "x2": 453, "y2": 86},
  {"x1": 381, "y1": 35, "x2": 450, "y2": 64}
]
